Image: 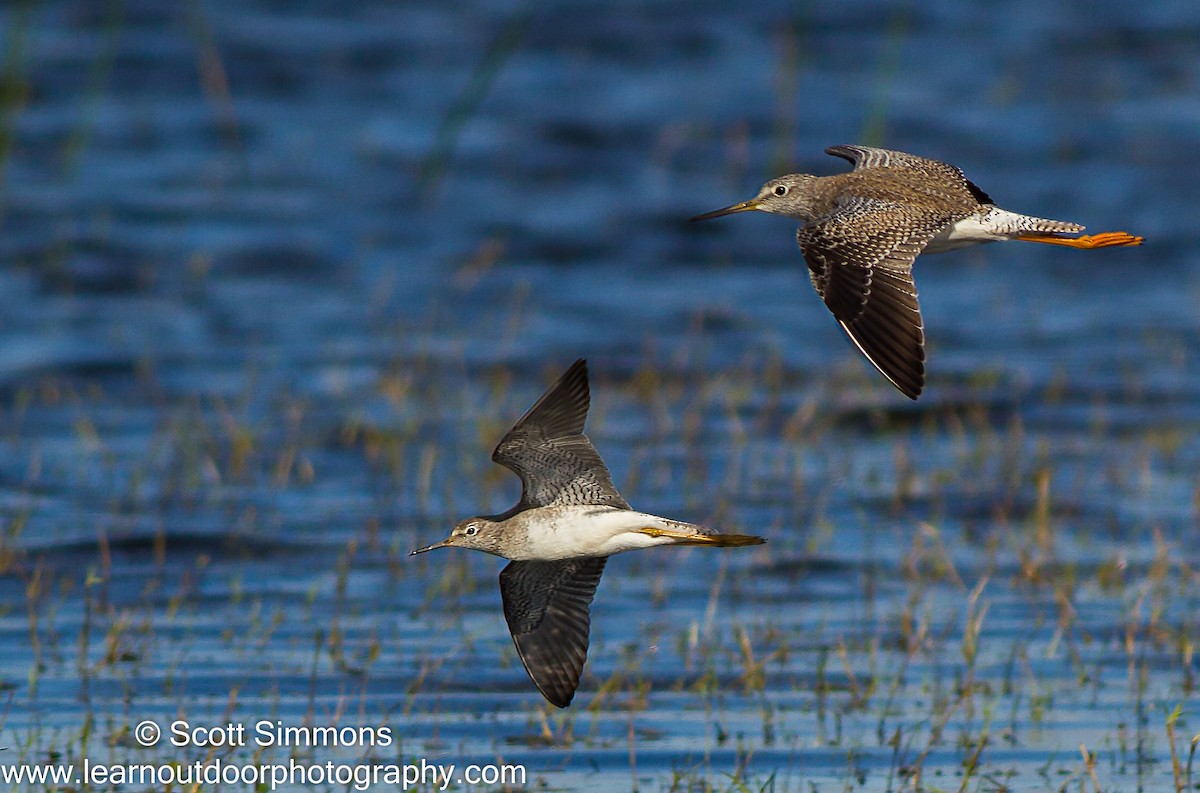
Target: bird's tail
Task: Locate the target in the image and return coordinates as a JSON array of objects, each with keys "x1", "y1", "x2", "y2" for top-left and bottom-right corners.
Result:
[
  {"x1": 1005, "y1": 213, "x2": 1085, "y2": 235},
  {"x1": 999, "y1": 211, "x2": 1143, "y2": 248}
]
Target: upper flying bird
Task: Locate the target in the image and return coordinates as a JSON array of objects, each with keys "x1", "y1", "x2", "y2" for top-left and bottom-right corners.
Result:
[
  {"x1": 689, "y1": 145, "x2": 1143, "y2": 399},
  {"x1": 411, "y1": 359, "x2": 764, "y2": 707}
]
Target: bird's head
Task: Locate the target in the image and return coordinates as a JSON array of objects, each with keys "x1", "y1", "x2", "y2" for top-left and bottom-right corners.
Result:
[
  {"x1": 689, "y1": 174, "x2": 819, "y2": 223},
  {"x1": 410, "y1": 517, "x2": 506, "y2": 557}
]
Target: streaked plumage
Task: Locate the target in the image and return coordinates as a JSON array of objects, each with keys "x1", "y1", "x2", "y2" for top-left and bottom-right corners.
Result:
[
  {"x1": 411, "y1": 359, "x2": 764, "y2": 707},
  {"x1": 690, "y1": 145, "x2": 1143, "y2": 399}
]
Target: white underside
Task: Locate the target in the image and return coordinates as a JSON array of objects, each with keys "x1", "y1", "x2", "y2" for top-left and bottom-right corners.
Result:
[
  {"x1": 511, "y1": 505, "x2": 706, "y2": 561},
  {"x1": 925, "y1": 215, "x2": 1007, "y2": 253},
  {"x1": 924, "y1": 207, "x2": 1084, "y2": 255}
]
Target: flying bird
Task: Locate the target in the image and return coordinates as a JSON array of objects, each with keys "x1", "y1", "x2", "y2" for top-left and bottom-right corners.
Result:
[
  {"x1": 690, "y1": 145, "x2": 1143, "y2": 399},
  {"x1": 411, "y1": 359, "x2": 764, "y2": 707}
]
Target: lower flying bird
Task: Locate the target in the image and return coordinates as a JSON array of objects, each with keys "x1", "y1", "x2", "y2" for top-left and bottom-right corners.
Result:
[
  {"x1": 689, "y1": 145, "x2": 1143, "y2": 400},
  {"x1": 411, "y1": 359, "x2": 764, "y2": 707}
]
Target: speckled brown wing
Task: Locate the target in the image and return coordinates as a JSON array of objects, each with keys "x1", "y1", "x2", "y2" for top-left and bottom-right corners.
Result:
[
  {"x1": 500, "y1": 557, "x2": 607, "y2": 707},
  {"x1": 491, "y1": 359, "x2": 630, "y2": 510},
  {"x1": 826, "y1": 145, "x2": 993, "y2": 206},
  {"x1": 800, "y1": 198, "x2": 948, "y2": 400}
]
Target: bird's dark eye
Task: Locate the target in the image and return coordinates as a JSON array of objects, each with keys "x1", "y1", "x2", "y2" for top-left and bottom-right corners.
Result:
[
  {"x1": 464, "y1": 525, "x2": 478, "y2": 536},
  {"x1": 773, "y1": 185, "x2": 788, "y2": 196}
]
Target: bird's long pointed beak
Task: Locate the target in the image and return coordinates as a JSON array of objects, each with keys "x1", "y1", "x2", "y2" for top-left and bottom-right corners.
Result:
[
  {"x1": 410, "y1": 539, "x2": 450, "y2": 556},
  {"x1": 688, "y1": 199, "x2": 762, "y2": 222}
]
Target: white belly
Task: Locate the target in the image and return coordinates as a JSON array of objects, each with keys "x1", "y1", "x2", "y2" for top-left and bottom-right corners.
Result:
[
  {"x1": 924, "y1": 214, "x2": 1006, "y2": 254},
  {"x1": 512, "y1": 505, "x2": 698, "y2": 561}
]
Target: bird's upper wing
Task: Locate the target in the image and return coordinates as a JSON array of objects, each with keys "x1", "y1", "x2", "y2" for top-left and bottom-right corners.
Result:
[
  {"x1": 499, "y1": 557, "x2": 607, "y2": 708},
  {"x1": 492, "y1": 359, "x2": 630, "y2": 510},
  {"x1": 826, "y1": 145, "x2": 993, "y2": 205},
  {"x1": 799, "y1": 198, "x2": 948, "y2": 399}
]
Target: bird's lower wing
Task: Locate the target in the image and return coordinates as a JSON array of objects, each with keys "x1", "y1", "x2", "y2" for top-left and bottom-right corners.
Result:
[
  {"x1": 499, "y1": 557, "x2": 607, "y2": 708},
  {"x1": 801, "y1": 203, "x2": 942, "y2": 399},
  {"x1": 832, "y1": 264, "x2": 925, "y2": 400}
]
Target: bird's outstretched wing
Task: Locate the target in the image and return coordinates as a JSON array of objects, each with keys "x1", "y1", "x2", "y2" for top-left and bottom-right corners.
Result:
[
  {"x1": 800, "y1": 198, "x2": 947, "y2": 400},
  {"x1": 499, "y1": 557, "x2": 607, "y2": 708},
  {"x1": 826, "y1": 145, "x2": 993, "y2": 206},
  {"x1": 492, "y1": 359, "x2": 629, "y2": 510}
]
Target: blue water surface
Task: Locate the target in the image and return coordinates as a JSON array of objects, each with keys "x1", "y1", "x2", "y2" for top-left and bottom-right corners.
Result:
[{"x1": 0, "y1": 1, "x2": 1197, "y2": 790}]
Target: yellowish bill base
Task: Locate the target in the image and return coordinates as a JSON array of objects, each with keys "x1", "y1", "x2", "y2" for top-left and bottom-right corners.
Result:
[
  {"x1": 638, "y1": 528, "x2": 766, "y2": 546},
  {"x1": 1017, "y1": 231, "x2": 1144, "y2": 249}
]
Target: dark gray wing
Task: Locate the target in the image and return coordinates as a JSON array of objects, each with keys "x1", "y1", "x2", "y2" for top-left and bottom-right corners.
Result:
[
  {"x1": 800, "y1": 198, "x2": 946, "y2": 400},
  {"x1": 826, "y1": 145, "x2": 993, "y2": 205},
  {"x1": 492, "y1": 359, "x2": 629, "y2": 510},
  {"x1": 499, "y1": 557, "x2": 606, "y2": 708}
]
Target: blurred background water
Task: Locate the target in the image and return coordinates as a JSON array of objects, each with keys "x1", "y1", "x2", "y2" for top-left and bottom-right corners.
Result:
[{"x1": 0, "y1": 0, "x2": 1197, "y2": 790}]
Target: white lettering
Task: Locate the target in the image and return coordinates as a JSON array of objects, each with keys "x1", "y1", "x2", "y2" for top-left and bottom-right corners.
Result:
[{"x1": 169, "y1": 720, "x2": 246, "y2": 747}]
